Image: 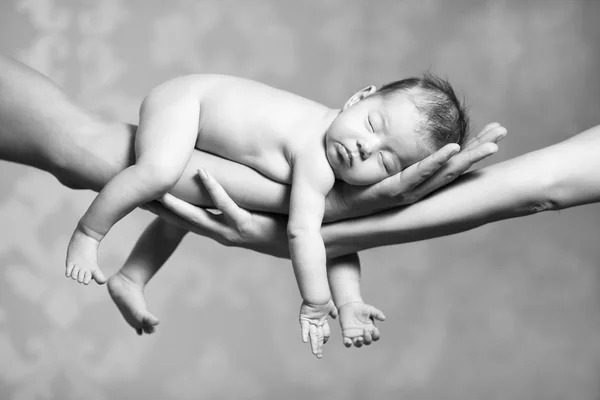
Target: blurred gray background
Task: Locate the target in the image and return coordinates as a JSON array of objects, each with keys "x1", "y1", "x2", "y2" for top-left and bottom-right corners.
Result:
[{"x1": 0, "y1": 0, "x2": 600, "y2": 399}]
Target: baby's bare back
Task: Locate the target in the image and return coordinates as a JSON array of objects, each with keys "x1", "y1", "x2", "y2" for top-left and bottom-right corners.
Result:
[{"x1": 178, "y1": 74, "x2": 331, "y2": 184}]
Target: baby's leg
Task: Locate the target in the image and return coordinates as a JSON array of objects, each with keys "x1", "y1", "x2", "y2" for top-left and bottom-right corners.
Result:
[
  {"x1": 327, "y1": 253, "x2": 386, "y2": 347},
  {"x1": 108, "y1": 217, "x2": 188, "y2": 335},
  {"x1": 66, "y1": 89, "x2": 200, "y2": 285}
]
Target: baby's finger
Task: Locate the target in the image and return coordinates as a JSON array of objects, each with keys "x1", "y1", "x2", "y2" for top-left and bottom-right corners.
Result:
[
  {"x1": 329, "y1": 306, "x2": 338, "y2": 320},
  {"x1": 309, "y1": 324, "x2": 319, "y2": 356},
  {"x1": 136, "y1": 328, "x2": 143, "y2": 336},
  {"x1": 300, "y1": 320, "x2": 310, "y2": 343},
  {"x1": 368, "y1": 306, "x2": 386, "y2": 322},
  {"x1": 363, "y1": 329, "x2": 373, "y2": 345},
  {"x1": 353, "y1": 337, "x2": 364, "y2": 348},
  {"x1": 343, "y1": 337, "x2": 353, "y2": 348},
  {"x1": 372, "y1": 326, "x2": 381, "y2": 341},
  {"x1": 77, "y1": 269, "x2": 85, "y2": 283},
  {"x1": 317, "y1": 326, "x2": 324, "y2": 358},
  {"x1": 323, "y1": 321, "x2": 331, "y2": 344}
]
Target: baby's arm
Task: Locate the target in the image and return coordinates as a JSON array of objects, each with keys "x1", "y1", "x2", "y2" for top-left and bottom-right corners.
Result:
[
  {"x1": 288, "y1": 158, "x2": 337, "y2": 358},
  {"x1": 327, "y1": 253, "x2": 386, "y2": 348},
  {"x1": 66, "y1": 78, "x2": 201, "y2": 284}
]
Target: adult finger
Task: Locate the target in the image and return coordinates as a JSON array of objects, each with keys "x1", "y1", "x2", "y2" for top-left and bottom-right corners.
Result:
[
  {"x1": 464, "y1": 122, "x2": 500, "y2": 147},
  {"x1": 409, "y1": 141, "x2": 498, "y2": 200},
  {"x1": 161, "y1": 193, "x2": 218, "y2": 228},
  {"x1": 464, "y1": 124, "x2": 506, "y2": 150},
  {"x1": 386, "y1": 143, "x2": 460, "y2": 196},
  {"x1": 197, "y1": 169, "x2": 244, "y2": 221}
]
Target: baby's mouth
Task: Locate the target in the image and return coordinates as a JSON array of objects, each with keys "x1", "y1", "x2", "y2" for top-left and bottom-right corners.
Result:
[{"x1": 337, "y1": 143, "x2": 353, "y2": 167}]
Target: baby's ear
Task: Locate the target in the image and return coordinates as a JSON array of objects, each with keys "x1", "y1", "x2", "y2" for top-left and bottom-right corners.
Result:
[{"x1": 343, "y1": 85, "x2": 377, "y2": 110}]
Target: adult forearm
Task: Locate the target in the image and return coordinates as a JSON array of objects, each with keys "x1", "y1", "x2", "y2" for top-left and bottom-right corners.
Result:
[{"x1": 321, "y1": 125, "x2": 600, "y2": 258}]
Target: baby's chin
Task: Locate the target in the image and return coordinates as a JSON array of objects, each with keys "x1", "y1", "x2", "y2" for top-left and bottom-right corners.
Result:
[{"x1": 338, "y1": 172, "x2": 380, "y2": 186}]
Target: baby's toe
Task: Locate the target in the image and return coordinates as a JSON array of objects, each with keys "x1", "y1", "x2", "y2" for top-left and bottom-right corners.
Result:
[
  {"x1": 70, "y1": 266, "x2": 80, "y2": 280},
  {"x1": 83, "y1": 271, "x2": 92, "y2": 285},
  {"x1": 77, "y1": 269, "x2": 86, "y2": 283},
  {"x1": 92, "y1": 269, "x2": 107, "y2": 285},
  {"x1": 65, "y1": 263, "x2": 75, "y2": 278}
]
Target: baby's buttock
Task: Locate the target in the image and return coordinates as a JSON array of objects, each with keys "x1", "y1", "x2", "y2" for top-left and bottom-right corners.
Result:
[{"x1": 194, "y1": 133, "x2": 293, "y2": 184}]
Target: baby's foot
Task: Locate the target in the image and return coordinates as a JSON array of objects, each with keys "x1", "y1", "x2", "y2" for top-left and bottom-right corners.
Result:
[
  {"x1": 338, "y1": 301, "x2": 386, "y2": 348},
  {"x1": 66, "y1": 227, "x2": 107, "y2": 285},
  {"x1": 107, "y1": 272, "x2": 159, "y2": 335}
]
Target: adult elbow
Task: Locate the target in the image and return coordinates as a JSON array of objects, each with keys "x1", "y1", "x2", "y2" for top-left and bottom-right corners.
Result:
[{"x1": 523, "y1": 172, "x2": 562, "y2": 214}]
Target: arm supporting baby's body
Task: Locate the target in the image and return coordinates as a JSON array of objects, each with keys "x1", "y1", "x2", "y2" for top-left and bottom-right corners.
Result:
[
  {"x1": 3, "y1": 52, "x2": 561, "y2": 265},
  {"x1": 322, "y1": 124, "x2": 600, "y2": 257}
]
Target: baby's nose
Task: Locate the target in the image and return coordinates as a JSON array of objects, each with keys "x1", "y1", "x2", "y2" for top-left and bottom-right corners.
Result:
[{"x1": 357, "y1": 140, "x2": 372, "y2": 159}]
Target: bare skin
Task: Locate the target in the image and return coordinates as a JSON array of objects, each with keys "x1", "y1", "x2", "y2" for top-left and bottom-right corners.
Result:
[
  {"x1": 64, "y1": 74, "x2": 445, "y2": 357},
  {"x1": 0, "y1": 54, "x2": 504, "y2": 350}
]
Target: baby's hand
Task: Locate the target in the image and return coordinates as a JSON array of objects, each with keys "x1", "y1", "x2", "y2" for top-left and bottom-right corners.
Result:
[
  {"x1": 338, "y1": 301, "x2": 386, "y2": 348},
  {"x1": 299, "y1": 299, "x2": 338, "y2": 359}
]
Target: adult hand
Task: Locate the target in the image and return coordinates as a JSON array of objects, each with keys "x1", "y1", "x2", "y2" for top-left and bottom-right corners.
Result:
[
  {"x1": 159, "y1": 169, "x2": 290, "y2": 258},
  {"x1": 324, "y1": 122, "x2": 507, "y2": 221}
]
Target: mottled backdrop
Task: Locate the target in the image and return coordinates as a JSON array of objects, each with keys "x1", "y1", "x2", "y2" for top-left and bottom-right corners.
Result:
[{"x1": 1, "y1": 1, "x2": 600, "y2": 399}]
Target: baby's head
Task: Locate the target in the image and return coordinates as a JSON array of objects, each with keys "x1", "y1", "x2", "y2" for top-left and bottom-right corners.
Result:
[{"x1": 325, "y1": 73, "x2": 469, "y2": 185}]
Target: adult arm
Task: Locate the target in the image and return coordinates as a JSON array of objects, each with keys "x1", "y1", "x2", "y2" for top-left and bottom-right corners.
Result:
[
  {"x1": 162, "y1": 124, "x2": 600, "y2": 258},
  {"x1": 0, "y1": 53, "x2": 504, "y2": 254}
]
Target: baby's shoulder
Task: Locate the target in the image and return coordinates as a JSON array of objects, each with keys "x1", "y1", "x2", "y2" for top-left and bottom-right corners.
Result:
[{"x1": 291, "y1": 144, "x2": 335, "y2": 189}]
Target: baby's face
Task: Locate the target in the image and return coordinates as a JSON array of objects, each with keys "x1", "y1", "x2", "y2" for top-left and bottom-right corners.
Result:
[{"x1": 325, "y1": 94, "x2": 426, "y2": 186}]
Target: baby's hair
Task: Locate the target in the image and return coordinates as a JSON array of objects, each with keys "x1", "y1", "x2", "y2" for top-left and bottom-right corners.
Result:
[{"x1": 377, "y1": 72, "x2": 470, "y2": 153}]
